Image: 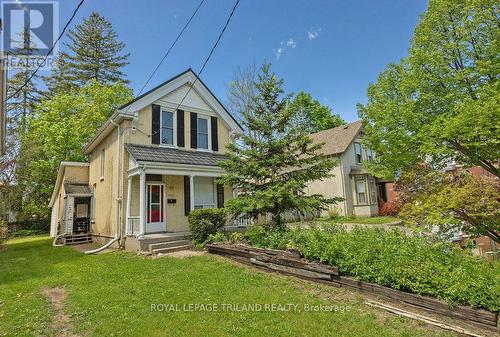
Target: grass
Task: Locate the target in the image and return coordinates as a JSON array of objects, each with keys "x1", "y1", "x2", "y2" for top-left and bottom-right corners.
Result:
[
  {"x1": 320, "y1": 215, "x2": 401, "y2": 225},
  {"x1": 0, "y1": 236, "x2": 454, "y2": 337}
]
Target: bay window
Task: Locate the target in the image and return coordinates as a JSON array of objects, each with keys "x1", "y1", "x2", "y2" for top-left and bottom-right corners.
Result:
[{"x1": 355, "y1": 177, "x2": 366, "y2": 205}]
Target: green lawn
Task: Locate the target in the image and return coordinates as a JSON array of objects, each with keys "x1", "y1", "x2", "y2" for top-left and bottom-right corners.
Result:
[
  {"x1": 0, "y1": 236, "x2": 452, "y2": 337},
  {"x1": 321, "y1": 216, "x2": 401, "y2": 225}
]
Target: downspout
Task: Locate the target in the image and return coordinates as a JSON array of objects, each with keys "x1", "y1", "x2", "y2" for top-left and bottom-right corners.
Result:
[
  {"x1": 85, "y1": 119, "x2": 122, "y2": 254},
  {"x1": 338, "y1": 157, "x2": 349, "y2": 216}
]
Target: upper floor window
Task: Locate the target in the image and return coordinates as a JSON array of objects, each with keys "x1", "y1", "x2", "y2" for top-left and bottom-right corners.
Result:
[
  {"x1": 366, "y1": 148, "x2": 373, "y2": 162},
  {"x1": 197, "y1": 116, "x2": 209, "y2": 150},
  {"x1": 354, "y1": 143, "x2": 362, "y2": 164},
  {"x1": 100, "y1": 149, "x2": 105, "y2": 180},
  {"x1": 161, "y1": 110, "x2": 175, "y2": 146}
]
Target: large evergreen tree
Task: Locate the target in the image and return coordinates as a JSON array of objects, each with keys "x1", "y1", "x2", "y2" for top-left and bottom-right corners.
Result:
[
  {"x1": 44, "y1": 12, "x2": 130, "y2": 91},
  {"x1": 219, "y1": 64, "x2": 340, "y2": 230}
]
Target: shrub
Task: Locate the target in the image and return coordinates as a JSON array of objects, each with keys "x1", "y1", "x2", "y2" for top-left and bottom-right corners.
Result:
[
  {"x1": 11, "y1": 229, "x2": 46, "y2": 237},
  {"x1": 379, "y1": 199, "x2": 403, "y2": 216},
  {"x1": 188, "y1": 208, "x2": 227, "y2": 244},
  {"x1": 244, "y1": 225, "x2": 500, "y2": 312},
  {"x1": 0, "y1": 220, "x2": 8, "y2": 244},
  {"x1": 229, "y1": 231, "x2": 245, "y2": 243},
  {"x1": 205, "y1": 232, "x2": 227, "y2": 245}
]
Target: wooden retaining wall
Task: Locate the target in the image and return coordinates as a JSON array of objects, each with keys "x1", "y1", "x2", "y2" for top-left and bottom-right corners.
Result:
[{"x1": 206, "y1": 244, "x2": 498, "y2": 331}]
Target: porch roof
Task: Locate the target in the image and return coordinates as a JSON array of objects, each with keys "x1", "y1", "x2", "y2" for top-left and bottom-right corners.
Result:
[
  {"x1": 125, "y1": 143, "x2": 228, "y2": 167},
  {"x1": 64, "y1": 183, "x2": 92, "y2": 195}
]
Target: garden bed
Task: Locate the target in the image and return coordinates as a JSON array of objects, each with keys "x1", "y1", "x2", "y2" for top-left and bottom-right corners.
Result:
[{"x1": 206, "y1": 243, "x2": 499, "y2": 331}]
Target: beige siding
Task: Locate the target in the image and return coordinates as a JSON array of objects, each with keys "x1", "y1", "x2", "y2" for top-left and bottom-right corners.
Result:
[{"x1": 88, "y1": 129, "x2": 119, "y2": 237}]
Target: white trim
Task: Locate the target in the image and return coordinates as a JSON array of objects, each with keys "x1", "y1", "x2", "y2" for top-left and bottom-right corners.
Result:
[
  {"x1": 145, "y1": 182, "x2": 166, "y2": 233},
  {"x1": 49, "y1": 161, "x2": 90, "y2": 207},
  {"x1": 139, "y1": 169, "x2": 146, "y2": 237},
  {"x1": 160, "y1": 108, "x2": 177, "y2": 147},
  {"x1": 116, "y1": 70, "x2": 242, "y2": 133},
  {"x1": 196, "y1": 114, "x2": 211, "y2": 151},
  {"x1": 128, "y1": 162, "x2": 224, "y2": 178}
]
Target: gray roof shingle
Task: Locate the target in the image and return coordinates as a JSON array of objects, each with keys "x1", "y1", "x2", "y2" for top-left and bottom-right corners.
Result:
[
  {"x1": 310, "y1": 120, "x2": 364, "y2": 155},
  {"x1": 125, "y1": 144, "x2": 228, "y2": 167}
]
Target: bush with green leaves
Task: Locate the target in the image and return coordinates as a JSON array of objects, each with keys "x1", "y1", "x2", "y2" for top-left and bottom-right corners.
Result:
[
  {"x1": 244, "y1": 225, "x2": 500, "y2": 312},
  {"x1": 0, "y1": 220, "x2": 8, "y2": 244},
  {"x1": 188, "y1": 208, "x2": 227, "y2": 244}
]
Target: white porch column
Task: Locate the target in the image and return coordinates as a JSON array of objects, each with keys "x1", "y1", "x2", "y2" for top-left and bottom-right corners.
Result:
[
  {"x1": 126, "y1": 176, "x2": 132, "y2": 235},
  {"x1": 139, "y1": 169, "x2": 146, "y2": 237},
  {"x1": 189, "y1": 175, "x2": 195, "y2": 211}
]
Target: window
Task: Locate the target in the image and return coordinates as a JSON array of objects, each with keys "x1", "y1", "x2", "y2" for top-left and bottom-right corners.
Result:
[
  {"x1": 355, "y1": 177, "x2": 367, "y2": 205},
  {"x1": 366, "y1": 148, "x2": 373, "y2": 162},
  {"x1": 354, "y1": 143, "x2": 362, "y2": 164},
  {"x1": 100, "y1": 149, "x2": 105, "y2": 180},
  {"x1": 197, "y1": 117, "x2": 209, "y2": 150},
  {"x1": 368, "y1": 179, "x2": 377, "y2": 204},
  {"x1": 161, "y1": 110, "x2": 174, "y2": 145},
  {"x1": 194, "y1": 176, "x2": 215, "y2": 209}
]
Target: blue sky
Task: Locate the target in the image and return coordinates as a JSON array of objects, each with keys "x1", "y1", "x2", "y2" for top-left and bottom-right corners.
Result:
[{"x1": 53, "y1": 0, "x2": 428, "y2": 122}]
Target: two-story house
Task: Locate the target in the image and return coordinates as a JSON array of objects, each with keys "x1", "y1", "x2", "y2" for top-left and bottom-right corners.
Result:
[
  {"x1": 49, "y1": 69, "x2": 243, "y2": 253},
  {"x1": 307, "y1": 120, "x2": 390, "y2": 217}
]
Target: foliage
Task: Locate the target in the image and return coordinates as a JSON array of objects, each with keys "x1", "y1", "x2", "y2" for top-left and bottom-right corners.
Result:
[
  {"x1": 0, "y1": 236, "x2": 451, "y2": 337},
  {"x1": 220, "y1": 64, "x2": 341, "y2": 230},
  {"x1": 399, "y1": 168, "x2": 500, "y2": 243},
  {"x1": 325, "y1": 216, "x2": 400, "y2": 225},
  {"x1": 188, "y1": 208, "x2": 228, "y2": 244},
  {"x1": 228, "y1": 231, "x2": 245, "y2": 243},
  {"x1": 205, "y1": 232, "x2": 227, "y2": 245},
  {"x1": 288, "y1": 92, "x2": 345, "y2": 133},
  {"x1": 378, "y1": 199, "x2": 403, "y2": 216},
  {"x1": 226, "y1": 63, "x2": 258, "y2": 125},
  {"x1": 64, "y1": 12, "x2": 130, "y2": 86},
  {"x1": 358, "y1": 0, "x2": 500, "y2": 179},
  {"x1": 245, "y1": 225, "x2": 500, "y2": 311},
  {"x1": 0, "y1": 220, "x2": 7, "y2": 244},
  {"x1": 11, "y1": 229, "x2": 46, "y2": 238},
  {"x1": 16, "y1": 81, "x2": 132, "y2": 221}
]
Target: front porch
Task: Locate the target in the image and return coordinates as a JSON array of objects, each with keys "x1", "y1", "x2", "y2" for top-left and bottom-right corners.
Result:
[{"x1": 124, "y1": 166, "x2": 230, "y2": 240}]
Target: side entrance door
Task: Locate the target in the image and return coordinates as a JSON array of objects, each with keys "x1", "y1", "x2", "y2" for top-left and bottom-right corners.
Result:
[{"x1": 146, "y1": 183, "x2": 166, "y2": 233}]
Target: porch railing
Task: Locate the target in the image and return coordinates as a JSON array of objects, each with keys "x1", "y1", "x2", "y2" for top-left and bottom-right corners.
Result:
[
  {"x1": 126, "y1": 216, "x2": 140, "y2": 236},
  {"x1": 233, "y1": 214, "x2": 255, "y2": 227}
]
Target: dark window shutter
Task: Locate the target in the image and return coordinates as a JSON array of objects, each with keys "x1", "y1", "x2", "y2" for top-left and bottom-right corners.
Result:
[
  {"x1": 151, "y1": 104, "x2": 161, "y2": 145},
  {"x1": 216, "y1": 183, "x2": 224, "y2": 208},
  {"x1": 184, "y1": 176, "x2": 191, "y2": 216},
  {"x1": 177, "y1": 109, "x2": 185, "y2": 147},
  {"x1": 190, "y1": 112, "x2": 197, "y2": 149},
  {"x1": 211, "y1": 116, "x2": 218, "y2": 151}
]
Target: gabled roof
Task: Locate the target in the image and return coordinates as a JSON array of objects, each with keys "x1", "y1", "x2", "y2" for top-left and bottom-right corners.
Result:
[
  {"x1": 310, "y1": 120, "x2": 364, "y2": 155},
  {"x1": 125, "y1": 143, "x2": 227, "y2": 167},
  {"x1": 49, "y1": 161, "x2": 90, "y2": 207},
  {"x1": 84, "y1": 69, "x2": 243, "y2": 154}
]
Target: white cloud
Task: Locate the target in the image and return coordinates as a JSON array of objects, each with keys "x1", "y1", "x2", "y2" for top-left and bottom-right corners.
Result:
[
  {"x1": 307, "y1": 28, "x2": 321, "y2": 40},
  {"x1": 272, "y1": 47, "x2": 284, "y2": 60},
  {"x1": 286, "y1": 38, "x2": 297, "y2": 48}
]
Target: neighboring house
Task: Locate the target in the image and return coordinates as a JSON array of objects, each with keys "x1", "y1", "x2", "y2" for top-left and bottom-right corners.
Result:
[
  {"x1": 49, "y1": 69, "x2": 243, "y2": 252},
  {"x1": 307, "y1": 120, "x2": 391, "y2": 217}
]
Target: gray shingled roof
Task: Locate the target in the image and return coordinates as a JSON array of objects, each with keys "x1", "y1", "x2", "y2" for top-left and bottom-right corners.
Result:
[
  {"x1": 125, "y1": 144, "x2": 228, "y2": 167},
  {"x1": 310, "y1": 120, "x2": 364, "y2": 155},
  {"x1": 64, "y1": 183, "x2": 92, "y2": 195}
]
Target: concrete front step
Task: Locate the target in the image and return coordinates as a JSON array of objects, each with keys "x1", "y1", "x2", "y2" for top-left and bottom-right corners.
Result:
[
  {"x1": 149, "y1": 240, "x2": 191, "y2": 251},
  {"x1": 152, "y1": 245, "x2": 193, "y2": 254}
]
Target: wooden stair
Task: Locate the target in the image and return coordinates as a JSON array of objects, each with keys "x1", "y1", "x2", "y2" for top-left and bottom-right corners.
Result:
[{"x1": 64, "y1": 233, "x2": 93, "y2": 245}]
